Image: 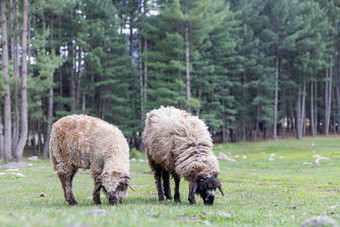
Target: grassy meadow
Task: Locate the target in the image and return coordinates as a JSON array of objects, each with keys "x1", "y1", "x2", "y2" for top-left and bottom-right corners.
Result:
[{"x1": 0, "y1": 136, "x2": 339, "y2": 227}]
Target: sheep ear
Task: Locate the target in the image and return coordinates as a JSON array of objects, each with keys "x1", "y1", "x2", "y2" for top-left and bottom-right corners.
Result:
[
  {"x1": 93, "y1": 183, "x2": 102, "y2": 195},
  {"x1": 189, "y1": 181, "x2": 198, "y2": 203},
  {"x1": 217, "y1": 179, "x2": 224, "y2": 196}
]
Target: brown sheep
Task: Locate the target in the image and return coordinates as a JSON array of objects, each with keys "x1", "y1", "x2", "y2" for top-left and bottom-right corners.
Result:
[
  {"x1": 142, "y1": 106, "x2": 224, "y2": 205},
  {"x1": 49, "y1": 114, "x2": 134, "y2": 205}
]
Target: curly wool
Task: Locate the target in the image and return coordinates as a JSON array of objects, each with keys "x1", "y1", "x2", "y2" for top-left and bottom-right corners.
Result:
[
  {"x1": 49, "y1": 114, "x2": 130, "y2": 180},
  {"x1": 142, "y1": 106, "x2": 219, "y2": 182}
]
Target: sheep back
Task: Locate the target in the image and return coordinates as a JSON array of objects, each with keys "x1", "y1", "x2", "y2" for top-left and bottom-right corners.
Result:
[
  {"x1": 142, "y1": 106, "x2": 219, "y2": 182},
  {"x1": 49, "y1": 114, "x2": 129, "y2": 177}
]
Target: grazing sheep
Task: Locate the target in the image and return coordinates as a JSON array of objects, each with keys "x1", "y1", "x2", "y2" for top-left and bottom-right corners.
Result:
[
  {"x1": 49, "y1": 114, "x2": 134, "y2": 205},
  {"x1": 142, "y1": 106, "x2": 224, "y2": 205}
]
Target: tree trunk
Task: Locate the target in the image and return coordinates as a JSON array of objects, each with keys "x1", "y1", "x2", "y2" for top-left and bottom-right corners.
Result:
[
  {"x1": 0, "y1": 116, "x2": 4, "y2": 160},
  {"x1": 69, "y1": 11, "x2": 76, "y2": 112},
  {"x1": 311, "y1": 79, "x2": 317, "y2": 136},
  {"x1": 185, "y1": 2, "x2": 191, "y2": 112},
  {"x1": 337, "y1": 73, "x2": 340, "y2": 134},
  {"x1": 144, "y1": 37, "x2": 148, "y2": 112},
  {"x1": 42, "y1": 74, "x2": 53, "y2": 158},
  {"x1": 2, "y1": 0, "x2": 12, "y2": 162},
  {"x1": 324, "y1": 57, "x2": 332, "y2": 135},
  {"x1": 296, "y1": 87, "x2": 302, "y2": 139},
  {"x1": 14, "y1": 0, "x2": 29, "y2": 161},
  {"x1": 75, "y1": 45, "x2": 83, "y2": 110},
  {"x1": 282, "y1": 82, "x2": 286, "y2": 138},
  {"x1": 138, "y1": 32, "x2": 144, "y2": 124},
  {"x1": 273, "y1": 48, "x2": 279, "y2": 140},
  {"x1": 254, "y1": 105, "x2": 259, "y2": 142},
  {"x1": 10, "y1": 0, "x2": 20, "y2": 155}
]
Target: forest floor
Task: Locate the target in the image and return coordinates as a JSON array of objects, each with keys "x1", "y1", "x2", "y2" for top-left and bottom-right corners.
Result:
[{"x1": 0, "y1": 136, "x2": 339, "y2": 227}]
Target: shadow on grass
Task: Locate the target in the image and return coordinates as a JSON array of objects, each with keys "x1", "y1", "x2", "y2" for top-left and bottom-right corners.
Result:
[{"x1": 35, "y1": 196, "x2": 195, "y2": 209}]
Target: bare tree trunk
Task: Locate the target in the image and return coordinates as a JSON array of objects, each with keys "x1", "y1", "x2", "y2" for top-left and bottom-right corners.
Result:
[
  {"x1": 282, "y1": 82, "x2": 286, "y2": 138},
  {"x1": 10, "y1": 0, "x2": 20, "y2": 155},
  {"x1": 324, "y1": 57, "x2": 333, "y2": 135},
  {"x1": 311, "y1": 79, "x2": 317, "y2": 136},
  {"x1": 14, "y1": 0, "x2": 29, "y2": 161},
  {"x1": 185, "y1": 1, "x2": 191, "y2": 112},
  {"x1": 42, "y1": 73, "x2": 53, "y2": 158},
  {"x1": 75, "y1": 46, "x2": 83, "y2": 110},
  {"x1": 332, "y1": 85, "x2": 336, "y2": 134},
  {"x1": 222, "y1": 111, "x2": 227, "y2": 143},
  {"x1": 144, "y1": 37, "x2": 148, "y2": 112},
  {"x1": 337, "y1": 73, "x2": 340, "y2": 134},
  {"x1": 138, "y1": 32, "x2": 144, "y2": 124},
  {"x1": 0, "y1": 116, "x2": 3, "y2": 160},
  {"x1": 296, "y1": 87, "x2": 302, "y2": 139},
  {"x1": 2, "y1": 0, "x2": 12, "y2": 162},
  {"x1": 69, "y1": 11, "x2": 76, "y2": 112},
  {"x1": 273, "y1": 49, "x2": 279, "y2": 140}
]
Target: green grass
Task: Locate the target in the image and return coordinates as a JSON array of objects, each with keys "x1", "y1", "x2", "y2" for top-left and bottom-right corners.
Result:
[{"x1": 0, "y1": 136, "x2": 339, "y2": 227}]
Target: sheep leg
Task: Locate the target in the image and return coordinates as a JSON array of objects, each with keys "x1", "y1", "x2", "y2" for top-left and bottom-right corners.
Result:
[
  {"x1": 93, "y1": 179, "x2": 102, "y2": 205},
  {"x1": 154, "y1": 168, "x2": 164, "y2": 201},
  {"x1": 162, "y1": 169, "x2": 172, "y2": 200},
  {"x1": 173, "y1": 173, "x2": 181, "y2": 203},
  {"x1": 58, "y1": 169, "x2": 78, "y2": 205}
]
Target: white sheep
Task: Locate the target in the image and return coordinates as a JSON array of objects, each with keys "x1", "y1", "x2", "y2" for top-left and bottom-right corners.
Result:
[
  {"x1": 142, "y1": 106, "x2": 224, "y2": 205},
  {"x1": 49, "y1": 114, "x2": 134, "y2": 205}
]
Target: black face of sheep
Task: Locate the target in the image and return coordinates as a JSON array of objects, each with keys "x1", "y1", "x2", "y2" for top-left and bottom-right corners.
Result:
[
  {"x1": 94, "y1": 172, "x2": 135, "y2": 205},
  {"x1": 189, "y1": 177, "x2": 224, "y2": 205}
]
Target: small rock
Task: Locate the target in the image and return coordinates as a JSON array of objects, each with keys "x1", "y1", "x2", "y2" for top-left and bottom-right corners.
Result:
[
  {"x1": 303, "y1": 162, "x2": 314, "y2": 166},
  {"x1": 331, "y1": 205, "x2": 339, "y2": 209},
  {"x1": 242, "y1": 155, "x2": 247, "y2": 159},
  {"x1": 9, "y1": 212, "x2": 25, "y2": 221},
  {"x1": 315, "y1": 157, "x2": 330, "y2": 164},
  {"x1": 0, "y1": 172, "x2": 6, "y2": 176},
  {"x1": 6, "y1": 169, "x2": 19, "y2": 172},
  {"x1": 301, "y1": 216, "x2": 338, "y2": 227},
  {"x1": 129, "y1": 158, "x2": 136, "y2": 162},
  {"x1": 218, "y1": 211, "x2": 233, "y2": 218},
  {"x1": 204, "y1": 220, "x2": 212, "y2": 226},
  {"x1": 82, "y1": 209, "x2": 109, "y2": 216},
  {"x1": 66, "y1": 223, "x2": 92, "y2": 227},
  {"x1": 0, "y1": 162, "x2": 29, "y2": 169},
  {"x1": 268, "y1": 153, "x2": 275, "y2": 161},
  {"x1": 313, "y1": 154, "x2": 321, "y2": 158},
  {"x1": 27, "y1": 156, "x2": 38, "y2": 161},
  {"x1": 280, "y1": 156, "x2": 284, "y2": 159},
  {"x1": 13, "y1": 173, "x2": 26, "y2": 177},
  {"x1": 289, "y1": 205, "x2": 297, "y2": 209},
  {"x1": 138, "y1": 159, "x2": 145, "y2": 162},
  {"x1": 217, "y1": 153, "x2": 236, "y2": 162},
  {"x1": 40, "y1": 193, "x2": 46, "y2": 198},
  {"x1": 147, "y1": 212, "x2": 159, "y2": 217}
]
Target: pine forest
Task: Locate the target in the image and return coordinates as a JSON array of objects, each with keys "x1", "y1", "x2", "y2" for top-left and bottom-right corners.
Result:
[{"x1": 1, "y1": 0, "x2": 340, "y2": 161}]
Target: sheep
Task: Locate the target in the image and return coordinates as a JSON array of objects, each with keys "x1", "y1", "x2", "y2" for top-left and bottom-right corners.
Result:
[
  {"x1": 49, "y1": 114, "x2": 134, "y2": 205},
  {"x1": 142, "y1": 106, "x2": 224, "y2": 205}
]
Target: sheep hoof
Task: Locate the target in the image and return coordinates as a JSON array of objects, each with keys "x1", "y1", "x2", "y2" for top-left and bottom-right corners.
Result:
[
  {"x1": 174, "y1": 198, "x2": 181, "y2": 203},
  {"x1": 94, "y1": 201, "x2": 102, "y2": 205},
  {"x1": 68, "y1": 200, "x2": 78, "y2": 206},
  {"x1": 165, "y1": 196, "x2": 173, "y2": 200}
]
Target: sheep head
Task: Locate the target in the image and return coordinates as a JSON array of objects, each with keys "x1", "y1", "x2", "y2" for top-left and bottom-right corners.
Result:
[
  {"x1": 189, "y1": 175, "x2": 224, "y2": 205},
  {"x1": 96, "y1": 171, "x2": 134, "y2": 205}
]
